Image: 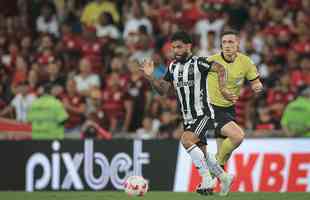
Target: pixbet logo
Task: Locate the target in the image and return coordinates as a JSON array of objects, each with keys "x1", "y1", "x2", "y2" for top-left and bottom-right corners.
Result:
[{"x1": 25, "y1": 140, "x2": 150, "y2": 191}]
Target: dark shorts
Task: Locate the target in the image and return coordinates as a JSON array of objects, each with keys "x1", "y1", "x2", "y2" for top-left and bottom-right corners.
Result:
[
  {"x1": 212, "y1": 104, "x2": 236, "y2": 138},
  {"x1": 183, "y1": 115, "x2": 214, "y2": 145}
]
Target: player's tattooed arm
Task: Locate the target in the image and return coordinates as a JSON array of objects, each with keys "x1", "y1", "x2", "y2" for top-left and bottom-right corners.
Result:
[
  {"x1": 211, "y1": 62, "x2": 238, "y2": 103},
  {"x1": 146, "y1": 76, "x2": 173, "y2": 96},
  {"x1": 140, "y1": 59, "x2": 173, "y2": 96}
]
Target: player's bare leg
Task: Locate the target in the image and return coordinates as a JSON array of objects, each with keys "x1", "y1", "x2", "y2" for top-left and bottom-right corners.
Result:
[
  {"x1": 215, "y1": 138, "x2": 225, "y2": 168},
  {"x1": 217, "y1": 121, "x2": 245, "y2": 166},
  {"x1": 181, "y1": 132, "x2": 214, "y2": 195}
]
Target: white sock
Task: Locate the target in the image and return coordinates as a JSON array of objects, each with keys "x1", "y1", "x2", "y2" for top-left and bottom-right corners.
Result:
[
  {"x1": 205, "y1": 152, "x2": 225, "y2": 178},
  {"x1": 186, "y1": 144, "x2": 212, "y2": 179}
]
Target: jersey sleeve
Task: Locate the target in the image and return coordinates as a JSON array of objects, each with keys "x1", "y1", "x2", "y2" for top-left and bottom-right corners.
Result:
[
  {"x1": 197, "y1": 57, "x2": 213, "y2": 73},
  {"x1": 245, "y1": 57, "x2": 260, "y2": 81}
]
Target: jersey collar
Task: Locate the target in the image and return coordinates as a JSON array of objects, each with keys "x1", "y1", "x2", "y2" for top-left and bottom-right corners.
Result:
[
  {"x1": 221, "y1": 52, "x2": 236, "y2": 63},
  {"x1": 177, "y1": 54, "x2": 193, "y2": 64}
]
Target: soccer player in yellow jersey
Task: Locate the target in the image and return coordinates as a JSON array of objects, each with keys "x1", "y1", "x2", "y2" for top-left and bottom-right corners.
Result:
[{"x1": 207, "y1": 30, "x2": 263, "y2": 169}]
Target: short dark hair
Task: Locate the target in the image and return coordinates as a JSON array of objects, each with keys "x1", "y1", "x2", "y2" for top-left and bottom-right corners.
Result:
[
  {"x1": 220, "y1": 29, "x2": 239, "y2": 39},
  {"x1": 42, "y1": 83, "x2": 54, "y2": 94},
  {"x1": 171, "y1": 31, "x2": 192, "y2": 44}
]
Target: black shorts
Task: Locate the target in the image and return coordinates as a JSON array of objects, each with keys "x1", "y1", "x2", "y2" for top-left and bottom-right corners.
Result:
[
  {"x1": 183, "y1": 115, "x2": 214, "y2": 145},
  {"x1": 212, "y1": 104, "x2": 236, "y2": 138}
]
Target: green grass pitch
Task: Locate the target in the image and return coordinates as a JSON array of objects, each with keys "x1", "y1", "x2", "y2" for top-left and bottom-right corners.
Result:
[{"x1": 1, "y1": 192, "x2": 310, "y2": 200}]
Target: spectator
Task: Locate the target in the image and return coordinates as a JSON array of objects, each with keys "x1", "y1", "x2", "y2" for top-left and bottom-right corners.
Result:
[
  {"x1": 37, "y1": 34, "x2": 54, "y2": 53},
  {"x1": 11, "y1": 56, "x2": 28, "y2": 91},
  {"x1": 85, "y1": 88, "x2": 103, "y2": 117},
  {"x1": 129, "y1": 25, "x2": 154, "y2": 63},
  {"x1": 80, "y1": 25, "x2": 103, "y2": 73},
  {"x1": 27, "y1": 69, "x2": 39, "y2": 93},
  {"x1": 0, "y1": 81, "x2": 36, "y2": 122},
  {"x1": 74, "y1": 57, "x2": 100, "y2": 97},
  {"x1": 81, "y1": 120, "x2": 112, "y2": 140},
  {"x1": 0, "y1": 83, "x2": 9, "y2": 111},
  {"x1": 291, "y1": 56, "x2": 310, "y2": 88},
  {"x1": 127, "y1": 60, "x2": 151, "y2": 131},
  {"x1": 197, "y1": 30, "x2": 220, "y2": 56},
  {"x1": 39, "y1": 60, "x2": 66, "y2": 95},
  {"x1": 102, "y1": 72, "x2": 133, "y2": 133},
  {"x1": 225, "y1": 0, "x2": 249, "y2": 30},
  {"x1": 135, "y1": 116, "x2": 159, "y2": 140},
  {"x1": 252, "y1": 107, "x2": 282, "y2": 137},
  {"x1": 108, "y1": 54, "x2": 129, "y2": 88},
  {"x1": 60, "y1": 23, "x2": 81, "y2": 72},
  {"x1": 267, "y1": 73, "x2": 296, "y2": 121},
  {"x1": 1, "y1": 41, "x2": 20, "y2": 71},
  {"x1": 123, "y1": 4, "x2": 153, "y2": 39},
  {"x1": 281, "y1": 87, "x2": 310, "y2": 137},
  {"x1": 61, "y1": 79, "x2": 86, "y2": 138},
  {"x1": 194, "y1": 5, "x2": 225, "y2": 50},
  {"x1": 60, "y1": 22, "x2": 80, "y2": 53},
  {"x1": 96, "y1": 12, "x2": 120, "y2": 40},
  {"x1": 36, "y1": 3, "x2": 59, "y2": 37},
  {"x1": 20, "y1": 35, "x2": 34, "y2": 59},
  {"x1": 151, "y1": 53, "x2": 167, "y2": 80},
  {"x1": 27, "y1": 84, "x2": 68, "y2": 140},
  {"x1": 81, "y1": 0, "x2": 120, "y2": 26}
]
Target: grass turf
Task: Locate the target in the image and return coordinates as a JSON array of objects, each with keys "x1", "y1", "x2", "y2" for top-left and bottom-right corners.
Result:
[{"x1": 1, "y1": 192, "x2": 310, "y2": 200}]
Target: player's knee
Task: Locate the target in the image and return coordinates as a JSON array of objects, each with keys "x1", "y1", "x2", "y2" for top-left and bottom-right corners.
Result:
[
  {"x1": 233, "y1": 130, "x2": 245, "y2": 145},
  {"x1": 181, "y1": 132, "x2": 199, "y2": 149},
  {"x1": 195, "y1": 141, "x2": 206, "y2": 148},
  {"x1": 181, "y1": 135, "x2": 193, "y2": 149}
]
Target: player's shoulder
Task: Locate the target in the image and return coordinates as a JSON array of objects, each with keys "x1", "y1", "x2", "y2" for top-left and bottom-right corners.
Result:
[
  {"x1": 195, "y1": 55, "x2": 207, "y2": 61},
  {"x1": 166, "y1": 59, "x2": 177, "y2": 72},
  {"x1": 237, "y1": 52, "x2": 250, "y2": 60},
  {"x1": 195, "y1": 56, "x2": 213, "y2": 68},
  {"x1": 237, "y1": 52, "x2": 255, "y2": 65}
]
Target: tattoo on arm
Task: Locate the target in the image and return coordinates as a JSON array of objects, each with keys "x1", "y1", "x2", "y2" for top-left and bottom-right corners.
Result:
[
  {"x1": 211, "y1": 62, "x2": 227, "y2": 90},
  {"x1": 147, "y1": 76, "x2": 172, "y2": 96}
]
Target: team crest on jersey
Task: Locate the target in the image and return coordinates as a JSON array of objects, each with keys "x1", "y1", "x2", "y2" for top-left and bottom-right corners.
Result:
[{"x1": 176, "y1": 80, "x2": 195, "y2": 87}]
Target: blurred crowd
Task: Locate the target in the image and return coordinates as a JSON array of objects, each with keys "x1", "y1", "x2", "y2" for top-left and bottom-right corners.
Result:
[{"x1": 0, "y1": 0, "x2": 309, "y2": 140}]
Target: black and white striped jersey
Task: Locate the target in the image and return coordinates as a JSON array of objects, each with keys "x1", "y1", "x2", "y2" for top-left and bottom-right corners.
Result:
[{"x1": 163, "y1": 55, "x2": 215, "y2": 125}]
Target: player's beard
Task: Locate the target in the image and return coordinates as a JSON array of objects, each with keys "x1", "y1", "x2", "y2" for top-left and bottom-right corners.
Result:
[{"x1": 175, "y1": 52, "x2": 189, "y2": 63}]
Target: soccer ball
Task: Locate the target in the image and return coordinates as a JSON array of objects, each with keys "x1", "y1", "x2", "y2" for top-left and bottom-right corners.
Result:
[{"x1": 124, "y1": 176, "x2": 148, "y2": 196}]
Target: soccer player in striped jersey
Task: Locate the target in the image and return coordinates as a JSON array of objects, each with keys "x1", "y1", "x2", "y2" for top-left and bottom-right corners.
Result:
[{"x1": 140, "y1": 31, "x2": 234, "y2": 196}]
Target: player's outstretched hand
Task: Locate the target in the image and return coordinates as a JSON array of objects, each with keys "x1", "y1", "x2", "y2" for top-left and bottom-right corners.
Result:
[{"x1": 140, "y1": 59, "x2": 154, "y2": 77}]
